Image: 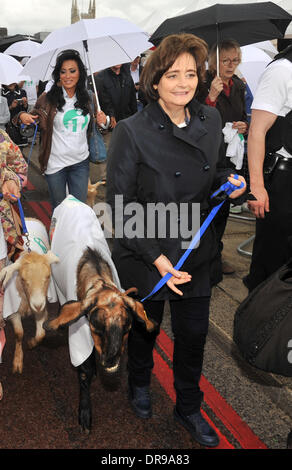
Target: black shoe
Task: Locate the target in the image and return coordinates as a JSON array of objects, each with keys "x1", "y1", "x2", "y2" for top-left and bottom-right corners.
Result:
[
  {"x1": 128, "y1": 381, "x2": 152, "y2": 419},
  {"x1": 174, "y1": 407, "x2": 219, "y2": 447}
]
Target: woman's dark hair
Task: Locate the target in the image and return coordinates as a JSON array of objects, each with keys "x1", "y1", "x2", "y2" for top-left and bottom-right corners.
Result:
[
  {"x1": 141, "y1": 33, "x2": 208, "y2": 102},
  {"x1": 46, "y1": 49, "x2": 90, "y2": 115}
]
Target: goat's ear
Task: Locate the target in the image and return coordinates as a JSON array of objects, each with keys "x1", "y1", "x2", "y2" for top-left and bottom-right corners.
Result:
[
  {"x1": 0, "y1": 258, "x2": 22, "y2": 288},
  {"x1": 43, "y1": 300, "x2": 83, "y2": 331},
  {"x1": 123, "y1": 296, "x2": 157, "y2": 332},
  {"x1": 45, "y1": 251, "x2": 60, "y2": 265}
]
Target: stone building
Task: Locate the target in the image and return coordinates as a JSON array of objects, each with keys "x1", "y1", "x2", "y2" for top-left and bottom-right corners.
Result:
[{"x1": 71, "y1": 0, "x2": 96, "y2": 24}]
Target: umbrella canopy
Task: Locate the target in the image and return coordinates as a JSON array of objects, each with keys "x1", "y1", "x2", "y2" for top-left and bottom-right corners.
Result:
[
  {"x1": 0, "y1": 53, "x2": 23, "y2": 85},
  {"x1": 149, "y1": 2, "x2": 292, "y2": 47},
  {"x1": 22, "y1": 17, "x2": 150, "y2": 82},
  {"x1": 237, "y1": 44, "x2": 273, "y2": 94},
  {"x1": 4, "y1": 40, "x2": 41, "y2": 58},
  {"x1": 22, "y1": 17, "x2": 151, "y2": 110}
]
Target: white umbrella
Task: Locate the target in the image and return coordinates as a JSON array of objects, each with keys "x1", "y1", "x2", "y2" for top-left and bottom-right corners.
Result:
[
  {"x1": 0, "y1": 53, "x2": 23, "y2": 85},
  {"x1": 4, "y1": 40, "x2": 41, "y2": 58},
  {"x1": 253, "y1": 40, "x2": 278, "y2": 59},
  {"x1": 238, "y1": 45, "x2": 272, "y2": 95},
  {"x1": 22, "y1": 17, "x2": 151, "y2": 110}
]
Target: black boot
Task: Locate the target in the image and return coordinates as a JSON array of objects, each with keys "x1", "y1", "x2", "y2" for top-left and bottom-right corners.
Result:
[
  {"x1": 128, "y1": 379, "x2": 152, "y2": 419},
  {"x1": 77, "y1": 349, "x2": 96, "y2": 433}
]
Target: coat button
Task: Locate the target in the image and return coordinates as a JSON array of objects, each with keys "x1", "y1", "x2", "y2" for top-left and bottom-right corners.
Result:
[
  {"x1": 175, "y1": 171, "x2": 181, "y2": 177},
  {"x1": 158, "y1": 124, "x2": 165, "y2": 130},
  {"x1": 199, "y1": 114, "x2": 206, "y2": 121},
  {"x1": 202, "y1": 164, "x2": 210, "y2": 171}
]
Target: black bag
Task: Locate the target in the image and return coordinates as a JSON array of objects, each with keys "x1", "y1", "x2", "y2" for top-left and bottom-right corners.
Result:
[
  {"x1": 233, "y1": 260, "x2": 292, "y2": 376},
  {"x1": 6, "y1": 122, "x2": 22, "y2": 145}
]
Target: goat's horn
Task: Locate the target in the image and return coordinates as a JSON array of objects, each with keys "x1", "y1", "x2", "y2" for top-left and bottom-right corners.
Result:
[{"x1": 123, "y1": 287, "x2": 138, "y2": 296}]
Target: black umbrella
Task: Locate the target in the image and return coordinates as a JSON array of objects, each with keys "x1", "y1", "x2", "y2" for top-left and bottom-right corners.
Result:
[{"x1": 149, "y1": 2, "x2": 292, "y2": 48}]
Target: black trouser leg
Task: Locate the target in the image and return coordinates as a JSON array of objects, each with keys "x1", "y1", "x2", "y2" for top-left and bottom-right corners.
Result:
[
  {"x1": 170, "y1": 296, "x2": 210, "y2": 415},
  {"x1": 246, "y1": 165, "x2": 292, "y2": 291},
  {"x1": 77, "y1": 348, "x2": 96, "y2": 432},
  {"x1": 128, "y1": 300, "x2": 164, "y2": 387},
  {"x1": 128, "y1": 296, "x2": 210, "y2": 416}
]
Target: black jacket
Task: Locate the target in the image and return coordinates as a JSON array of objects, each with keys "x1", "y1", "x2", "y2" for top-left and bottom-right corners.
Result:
[
  {"x1": 94, "y1": 66, "x2": 137, "y2": 122},
  {"x1": 107, "y1": 99, "x2": 232, "y2": 300},
  {"x1": 198, "y1": 72, "x2": 247, "y2": 167}
]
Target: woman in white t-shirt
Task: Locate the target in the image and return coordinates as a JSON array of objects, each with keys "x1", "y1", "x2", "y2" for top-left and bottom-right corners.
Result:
[{"x1": 17, "y1": 50, "x2": 108, "y2": 209}]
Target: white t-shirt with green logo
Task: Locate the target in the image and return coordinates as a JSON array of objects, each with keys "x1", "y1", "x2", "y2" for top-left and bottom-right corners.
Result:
[{"x1": 45, "y1": 89, "x2": 90, "y2": 175}]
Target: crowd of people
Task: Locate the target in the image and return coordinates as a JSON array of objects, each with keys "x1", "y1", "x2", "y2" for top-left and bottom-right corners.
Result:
[{"x1": 0, "y1": 32, "x2": 292, "y2": 446}]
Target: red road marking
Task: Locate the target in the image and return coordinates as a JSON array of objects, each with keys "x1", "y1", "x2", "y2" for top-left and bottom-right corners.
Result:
[
  {"x1": 153, "y1": 349, "x2": 234, "y2": 449},
  {"x1": 25, "y1": 180, "x2": 52, "y2": 230},
  {"x1": 156, "y1": 329, "x2": 267, "y2": 449}
]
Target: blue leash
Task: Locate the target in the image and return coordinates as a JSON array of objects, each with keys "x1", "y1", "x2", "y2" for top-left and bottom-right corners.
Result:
[
  {"x1": 0, "y1": 192, "x2": 30, "y2": 250},
  {"x1": 141, "y1": 175, "x2": 244, "y2": 302}
]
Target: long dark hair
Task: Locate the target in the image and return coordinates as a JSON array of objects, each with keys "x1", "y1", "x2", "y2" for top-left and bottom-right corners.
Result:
[{"x1": 46, "y1": 49, "x2": 90, "y2": 115}]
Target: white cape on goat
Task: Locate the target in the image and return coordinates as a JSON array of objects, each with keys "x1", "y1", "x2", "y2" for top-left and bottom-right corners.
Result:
[
  {"x1": 3, "y1": 219, "x2": 57, "y2": 319},
  {"x1": 50, "y1": 195, "x2": 121, "y2": 367}
]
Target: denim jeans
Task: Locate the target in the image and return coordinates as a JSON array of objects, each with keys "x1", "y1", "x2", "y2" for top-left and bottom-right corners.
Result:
[{"x1": 45, "y1": 158, "x2": 89, "y2": 209}]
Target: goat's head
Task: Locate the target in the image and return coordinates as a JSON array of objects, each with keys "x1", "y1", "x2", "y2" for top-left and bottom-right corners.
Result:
[
  {"x1": 44, "y1": 283, "x2": 156, "y2": 374},
  {"x1": 0, "y1": 251, "x2": 59, "y2": 313}
]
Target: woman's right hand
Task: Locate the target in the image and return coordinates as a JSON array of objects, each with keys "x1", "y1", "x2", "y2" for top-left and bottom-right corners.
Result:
[
  {"x1": 208, "y1": 76, "x2": 223, "y2": 102},
  {"x1": 19, "y1": 113, "x2": 38, "y2": 125},
  {"x1": 153, "y1": 254, "x2": 191, "y2": 296}
]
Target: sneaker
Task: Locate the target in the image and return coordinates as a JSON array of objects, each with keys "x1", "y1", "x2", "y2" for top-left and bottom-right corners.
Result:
[
  {"x1": 128, "y1": 381, "x2": 152, "y2": 419},
  {"x1": 174, "y1": 407, "x2": 219, "y2": 447}
]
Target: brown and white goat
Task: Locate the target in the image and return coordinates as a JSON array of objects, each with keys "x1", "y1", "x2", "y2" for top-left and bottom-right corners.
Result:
[
  {"x1": 0, "y1": 249, "x2": 59, "y2": 373},
  {"x1": 44, "y1": 246, "x2": 155, "y2": 432}
]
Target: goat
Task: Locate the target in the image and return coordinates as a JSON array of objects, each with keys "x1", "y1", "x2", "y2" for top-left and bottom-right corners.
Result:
[
  {"x1": 86, "y1": 179, "x2": 105, "y2": 208},
  {"x1": 43, "y1": 196, "x2": 155, "y2": 432},
  {"x1": 0, "y1": 219, "x2": 59, "y2": 373}
]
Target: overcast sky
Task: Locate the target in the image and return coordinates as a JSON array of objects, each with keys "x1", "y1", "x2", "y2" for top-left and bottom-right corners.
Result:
[{"x1": 1, "y1": 0, "x2": 177, "y2": 36}]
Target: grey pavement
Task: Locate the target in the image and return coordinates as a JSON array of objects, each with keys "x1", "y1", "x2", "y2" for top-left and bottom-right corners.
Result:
[{"x1": 22, "y1": 133, "x2": 292, "y2": 448}]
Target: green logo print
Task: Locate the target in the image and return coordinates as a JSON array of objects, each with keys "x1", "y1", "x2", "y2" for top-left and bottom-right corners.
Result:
[{"x1": 63, "y1": 109, "x2": 88, "y2": 133}]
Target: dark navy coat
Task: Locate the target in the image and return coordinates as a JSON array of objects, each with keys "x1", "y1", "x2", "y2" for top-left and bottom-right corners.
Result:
[{"x1": 106, "y1": 98, "x2": 228, "y2": 300}]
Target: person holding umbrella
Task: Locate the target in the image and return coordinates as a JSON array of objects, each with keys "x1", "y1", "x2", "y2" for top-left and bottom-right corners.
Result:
[
  {"x1": 198, "y1": 39, "x2": 249, "y2": 282},
  {"x1": 107, "y1": 33, "x2": 246, "y2": 447},
  {"x1": 15, "y1": 49, "x2": 108, "y2": 209}
]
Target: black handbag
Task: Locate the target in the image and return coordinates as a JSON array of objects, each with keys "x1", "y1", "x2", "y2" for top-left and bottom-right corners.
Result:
[
  {"x1": 233, "y1": 260, "x2": 292, "y2": 376},
  {"x1": 88, "y1": 92, "x2": 107, "y2": 164}
]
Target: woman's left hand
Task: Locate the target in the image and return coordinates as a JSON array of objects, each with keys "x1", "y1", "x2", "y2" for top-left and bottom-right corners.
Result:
[
  {"x1": 96, "y1": 111, "x2": 107, "y2": 126},
  {"x1": 228, "y1": 174, "x2": 246, "y2": 199},
  {"x1": 2, "y1": 180, "x2": 20, "y2": 202}
]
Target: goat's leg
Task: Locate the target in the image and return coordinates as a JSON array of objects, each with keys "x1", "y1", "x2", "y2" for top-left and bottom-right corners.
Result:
[
  {"x1": 77, "y1": 349, "x2": 96, "y2": 433},
  {"x1": 9, "y1": 312, "x2": 24, "y2": 374},
  {"x1": 28, "y1": 309, "x2": 48, "y2": 349}
]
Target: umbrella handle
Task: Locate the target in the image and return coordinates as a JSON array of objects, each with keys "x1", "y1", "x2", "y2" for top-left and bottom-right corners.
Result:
[{"x1": 83, "y1": 40, "x2": 101, "y2": 112}]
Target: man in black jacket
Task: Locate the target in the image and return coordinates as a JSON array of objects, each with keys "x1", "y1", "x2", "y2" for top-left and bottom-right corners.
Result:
[{"x1": 94, "y1": 64, "x2": 137, "y2": 129}]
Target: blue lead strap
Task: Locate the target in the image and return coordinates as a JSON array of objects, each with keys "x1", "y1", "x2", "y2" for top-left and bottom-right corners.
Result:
[
  {"x1": 0, "y1": 193, "x2": 29, "y2": 236},
  {"x1": 141, "y1": 175, "x2": 244, "y2": 303}
]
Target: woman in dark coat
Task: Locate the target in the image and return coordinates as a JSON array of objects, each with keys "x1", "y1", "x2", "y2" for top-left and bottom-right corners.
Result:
[
  {"x1": 198, "y1": 39, "x2": 249, "y2": 282},
  {"x1": 106, "y1": 34, "x2": 246, "y2": 447}
]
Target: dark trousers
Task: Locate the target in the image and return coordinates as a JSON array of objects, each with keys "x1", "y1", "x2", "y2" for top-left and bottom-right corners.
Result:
[
  {"x1": 128, "y1": 296, "x2": 210, "y2": 415},
  {"x1": 245, "y1": 160, "x2": 292, "y2": 291}
]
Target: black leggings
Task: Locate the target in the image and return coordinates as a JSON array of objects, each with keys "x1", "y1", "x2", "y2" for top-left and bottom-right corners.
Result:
[{"x1": 128, "y1": 296, "x2": 210, "y2": 415}]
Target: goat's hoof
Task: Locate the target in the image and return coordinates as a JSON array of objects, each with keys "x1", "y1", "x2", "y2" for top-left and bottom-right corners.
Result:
[
  {"x1": 79, "y1": 410, "x2": 92, "y2": 434},
  {"x1": 287, "y1": 430, "x2": 292, "y2": 449}
]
